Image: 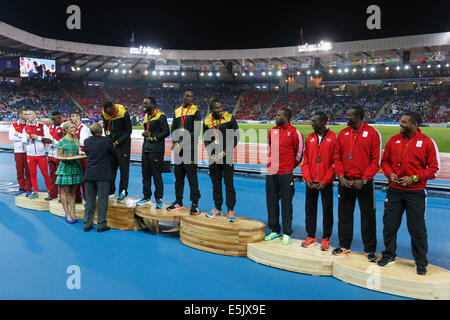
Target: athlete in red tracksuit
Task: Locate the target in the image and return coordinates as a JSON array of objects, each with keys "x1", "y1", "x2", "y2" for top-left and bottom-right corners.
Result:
[
  {"x1": 378, "y1": 112, "x2": 440, "y2": 275},
  {"x1": 265, "y1": 108, "x2": 303, "y2": 244},
  {"x1": 21, "y1": 109, "x2": 52, "y2": 198},
  {"x1": 332, "y1": 106, "x2": 382, "y2": 261},
  {"x1": 72, "y1": 112, "x2": 92, "y2": 203},
  {"x1": 300, "y1": 112, "x2": 336, "y2": 251},
  {"x1": 47, "y1": 111, "x2": 64, "y2": 199},
  {"x1": 9, "y1": 108, "x2": 32, "y2": 195}
]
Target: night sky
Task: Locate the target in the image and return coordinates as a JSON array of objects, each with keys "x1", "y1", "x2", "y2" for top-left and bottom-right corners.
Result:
[{"x1": 0, "y1": 0, "x2": 448, "y2": 50}]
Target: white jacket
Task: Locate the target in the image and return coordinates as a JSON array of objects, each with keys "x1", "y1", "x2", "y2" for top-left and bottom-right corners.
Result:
[
  {"x1": 9, "y1": 121, "x2": 27, "y2": 153},
  {"x1": 21, "y1": 121, "x2": 52, "y2": 157}
]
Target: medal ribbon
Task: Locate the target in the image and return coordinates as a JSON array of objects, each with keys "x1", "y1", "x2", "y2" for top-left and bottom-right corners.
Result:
[
  {"x1": 146, "y1": 109, "x2": 156, "y2": 132},
  {"x1": 348, "y1": 127, "x2": 360, "y2": 158},
  {"x1": 212, "y1": 114, "x2": 222, "y2": 142},
  {"x1": 107, "y1": 106, "x2": 117, "y2": 133},
  {"x1": 180, "y1": 104, "x2": 192, "y2": 129}
]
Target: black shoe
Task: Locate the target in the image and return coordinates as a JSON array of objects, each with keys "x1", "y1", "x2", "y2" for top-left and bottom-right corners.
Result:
[
  {"x1": 366, "y1": 252, "x2": 377, "y2": 263},
  {"x1": 377, "y1": 256, "x2": 396, "y2": 267},
  {"x1": 45, "y1": 196, "x2": 56, "y2": 201},
  {"x1": 190, "y1": 203, "x2": 200, "y2": 215},
  {"x1": 167, "y1": 201, "x2": 184, "y2": 211},
  {"x1": 332, "y1": 246, "x2": 351, "y2": 256},
  {"x1": 416, "y1": 265, "x2": 427, "y2": 275},
  {"x1": 97, "y1": 226, "x2": 111, "y2": 232},
  {"x1": 84, "y1": 225, "x2": 93, "y2": 232}
]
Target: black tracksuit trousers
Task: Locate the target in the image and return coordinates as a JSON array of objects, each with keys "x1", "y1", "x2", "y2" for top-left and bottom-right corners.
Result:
[
  {"x1": 305, "y1": 183, "x2": 333, "y2": 239},
  {"x1": 337, "y1": 180, "x2": 377, "y2": 253},
  {"x1": 381, "y1": 187, "x2": 428, "y2": 267},
  {"x1": 142, "y1": 152, "x2": 164, "y2": 201},
  {"x1": 266, "y1": 173, "x2": 295, "y2": 236},
  {"x1": 209, "y1": 163, "x2": 236, "y2": 212}
]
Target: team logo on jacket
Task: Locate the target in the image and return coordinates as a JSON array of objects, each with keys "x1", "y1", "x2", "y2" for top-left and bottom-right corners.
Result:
[
  {"x1": 311, "y1": 138, "x2": 315, "y2": 142},
  {"x1": 287, "y1": 132, "x2": 291, "y2": 136},
  {"x1": 416, "y1": 141, "x2": 423, "y2": 147},
  {"x1": 395, "y1": 140, "x2": 401, "y2": 144},
  {"x1": 362, "y1": 131, "x2": 368, "y2": 137}
]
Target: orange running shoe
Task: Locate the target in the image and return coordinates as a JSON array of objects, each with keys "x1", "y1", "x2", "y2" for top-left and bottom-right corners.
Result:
[
  {"x1": 301, "y1": 237, "x2": 317, "y2": 248},
  {"x1": 321, "y1": 238, "x2": 330, "y2": 251}
]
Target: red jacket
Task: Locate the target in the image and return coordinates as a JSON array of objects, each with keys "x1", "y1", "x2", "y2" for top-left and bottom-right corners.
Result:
[
  {"x1": 301, "y1": 129, "x2": 337, "y2": 185},
  {"x1": 381, "y1": 129, "x2": 440, "y2": 190},
  {"x1": 334, "y1": 122, "x2": 382, "y2": 181},
  {"x1": 267, "y1": 123, "x2": 303, "y2": 175}
]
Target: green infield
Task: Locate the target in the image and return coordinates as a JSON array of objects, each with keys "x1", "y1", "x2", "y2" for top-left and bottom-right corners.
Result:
[{"x1": 132, "y1": 124, "x2": 450, "y2": 152}]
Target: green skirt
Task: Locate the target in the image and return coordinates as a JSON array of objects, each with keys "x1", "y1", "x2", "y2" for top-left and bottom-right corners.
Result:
[{"x1": 55, "y1": 159, "x2": 84, "y2": 185}]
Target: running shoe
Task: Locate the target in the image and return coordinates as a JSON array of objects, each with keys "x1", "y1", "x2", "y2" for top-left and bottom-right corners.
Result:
[
  {"x1": 264, "y1": 232, "x2": 282, "y2": 241},
  {"x1": 167, "y1": 201, "x2": 184, "y2": 211},
  {"x1": 206, "y1": 208, "x2": 222, "y2": 218},
  {"x1": 301, "y1": 237, "x2": 317, "y2": 248},
  {"x1": 227, "y1": 211, "x2": 235, "y2": 222},
  {"x1": 332, "y1": 246, "x2": 351, "y2": 256},
  {"x1": 282, "y1": 234, "x2": 291, "y2": 245}
]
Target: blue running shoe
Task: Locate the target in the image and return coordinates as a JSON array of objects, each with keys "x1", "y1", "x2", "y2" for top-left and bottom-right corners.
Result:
[
  {"x1": 264, "y1": 232, "x2": 282, "y2": 241},
  {"x1": 28, "y1": 192, "x2": 39, "y2": 199},
  {"x1": 15, "y1": 190, "x2": 25, "y2": 196},
  {"x1": 206, "y1": 208, "x2": 222, "y2": 218},
  {"x1": 25, "y1": 192, "x2": 32, "y2": 197},
  {"x1": 136, "y1": 198, "x2": 150, "y2": 206},
  {"x1": 117, "y1": 191, "x2": 126, "y2": 203},
  {"x1": 227, "y1": 211, "x2": 236, "y2": 222},
  {"x1": 155, "y1": 200, "x2": 163, "y2": 209}
]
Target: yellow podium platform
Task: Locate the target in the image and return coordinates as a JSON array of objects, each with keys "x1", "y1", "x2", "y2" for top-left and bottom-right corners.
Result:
[
  {"x1": 15, "y1": 192, "x2": 50, "y2": 211},
  {"x1": 333, "y1": 252, "x2": 450, "y2": 300},
  {"x1": 180, "y1": 214, "x2": 265, "y2": 257},
  {"x1": 135, "y1": 204, "x2": 190, "y2": 234},
  {"x1": 247, "y1": 238, "x2": 334, "y2": 276}
]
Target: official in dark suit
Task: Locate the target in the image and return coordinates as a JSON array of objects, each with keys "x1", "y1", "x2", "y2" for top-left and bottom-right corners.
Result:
[{"x1": 83, "y1": 123, "x2": 115, "y2": 232}]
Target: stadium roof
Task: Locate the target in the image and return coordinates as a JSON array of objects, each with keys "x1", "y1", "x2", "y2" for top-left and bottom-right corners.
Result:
[{"x1": 0, "y1": 20, "x2": 449, "y2": 80}]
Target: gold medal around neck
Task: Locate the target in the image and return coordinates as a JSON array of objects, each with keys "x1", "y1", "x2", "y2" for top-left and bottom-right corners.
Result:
[
  {"x1": 106, "y1": 130, "x2": 111, "y2": 136},
  {"x1": 214, "y1": 139, "x2": 219, "y2": 145}
]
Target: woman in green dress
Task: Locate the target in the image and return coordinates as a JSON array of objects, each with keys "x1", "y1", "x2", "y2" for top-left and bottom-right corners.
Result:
[{"x1": 56, "y1": 121, "x2": 84, "y2": 224}]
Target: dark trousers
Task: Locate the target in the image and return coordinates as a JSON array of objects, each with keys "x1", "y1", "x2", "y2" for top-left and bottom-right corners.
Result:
[
  {"x1": 15, "y1": 153, "x2": 31, "y2": 192},
  {"x1": 305, "y1": 183, "x2": 333, "y2": 239},
  {"x1": 110, "y1": 141, "x2": 131, "y2": 196},
  {"x1": 47, "y1": 156, "x2": 60, "y2": 198},
  {"x1": 174, "y1": 163, "x2": 201, "y2": 204},
  {"x1": 142, "y1": 152, "x2": 164, "y2": 200},
  {"x1": 75, "y1": 158, "x2": 87, "y2": 202},
  {"x1": 382, "y1": 187, "x2": 428, "y2": 267},
  {"x1": 337, "y1": 180, "x2": 377, "y2": 252},
  {"x1": 209, "y1": 163, "x2": 236, "y2": 211},
  {"x1": 84, "y1": 180, "x2": 110, "y2": 229},
  {"x1": 266, "y1": 173, "x2": 295, "y2": 236}
]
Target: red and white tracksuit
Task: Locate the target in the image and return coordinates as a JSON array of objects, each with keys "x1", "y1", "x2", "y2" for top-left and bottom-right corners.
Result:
[
  {"x1": 381, "y1": 129, "x2": 440, "y2": 190},
  {"x1": 21, "y1": 121, "x2": 52, "y2": 193},
  {"x1": 267, "y1": 123, "x2": 304, "y2": 175},
  {"x1": 301, "y1": 129, "x2": 337, "y2": 185},
  {"x1": 74, "y1": 122, "x2": 92, "y2": 202},
  {"x1": 47, "y1": 123, "x2": 64, "y2": 198},
  {"x1": 9, "y1": 121, "x2": 32, "y2": 192},
  {"x1": 333, "y1": 122, "x2": 382, "y2": 181}
]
